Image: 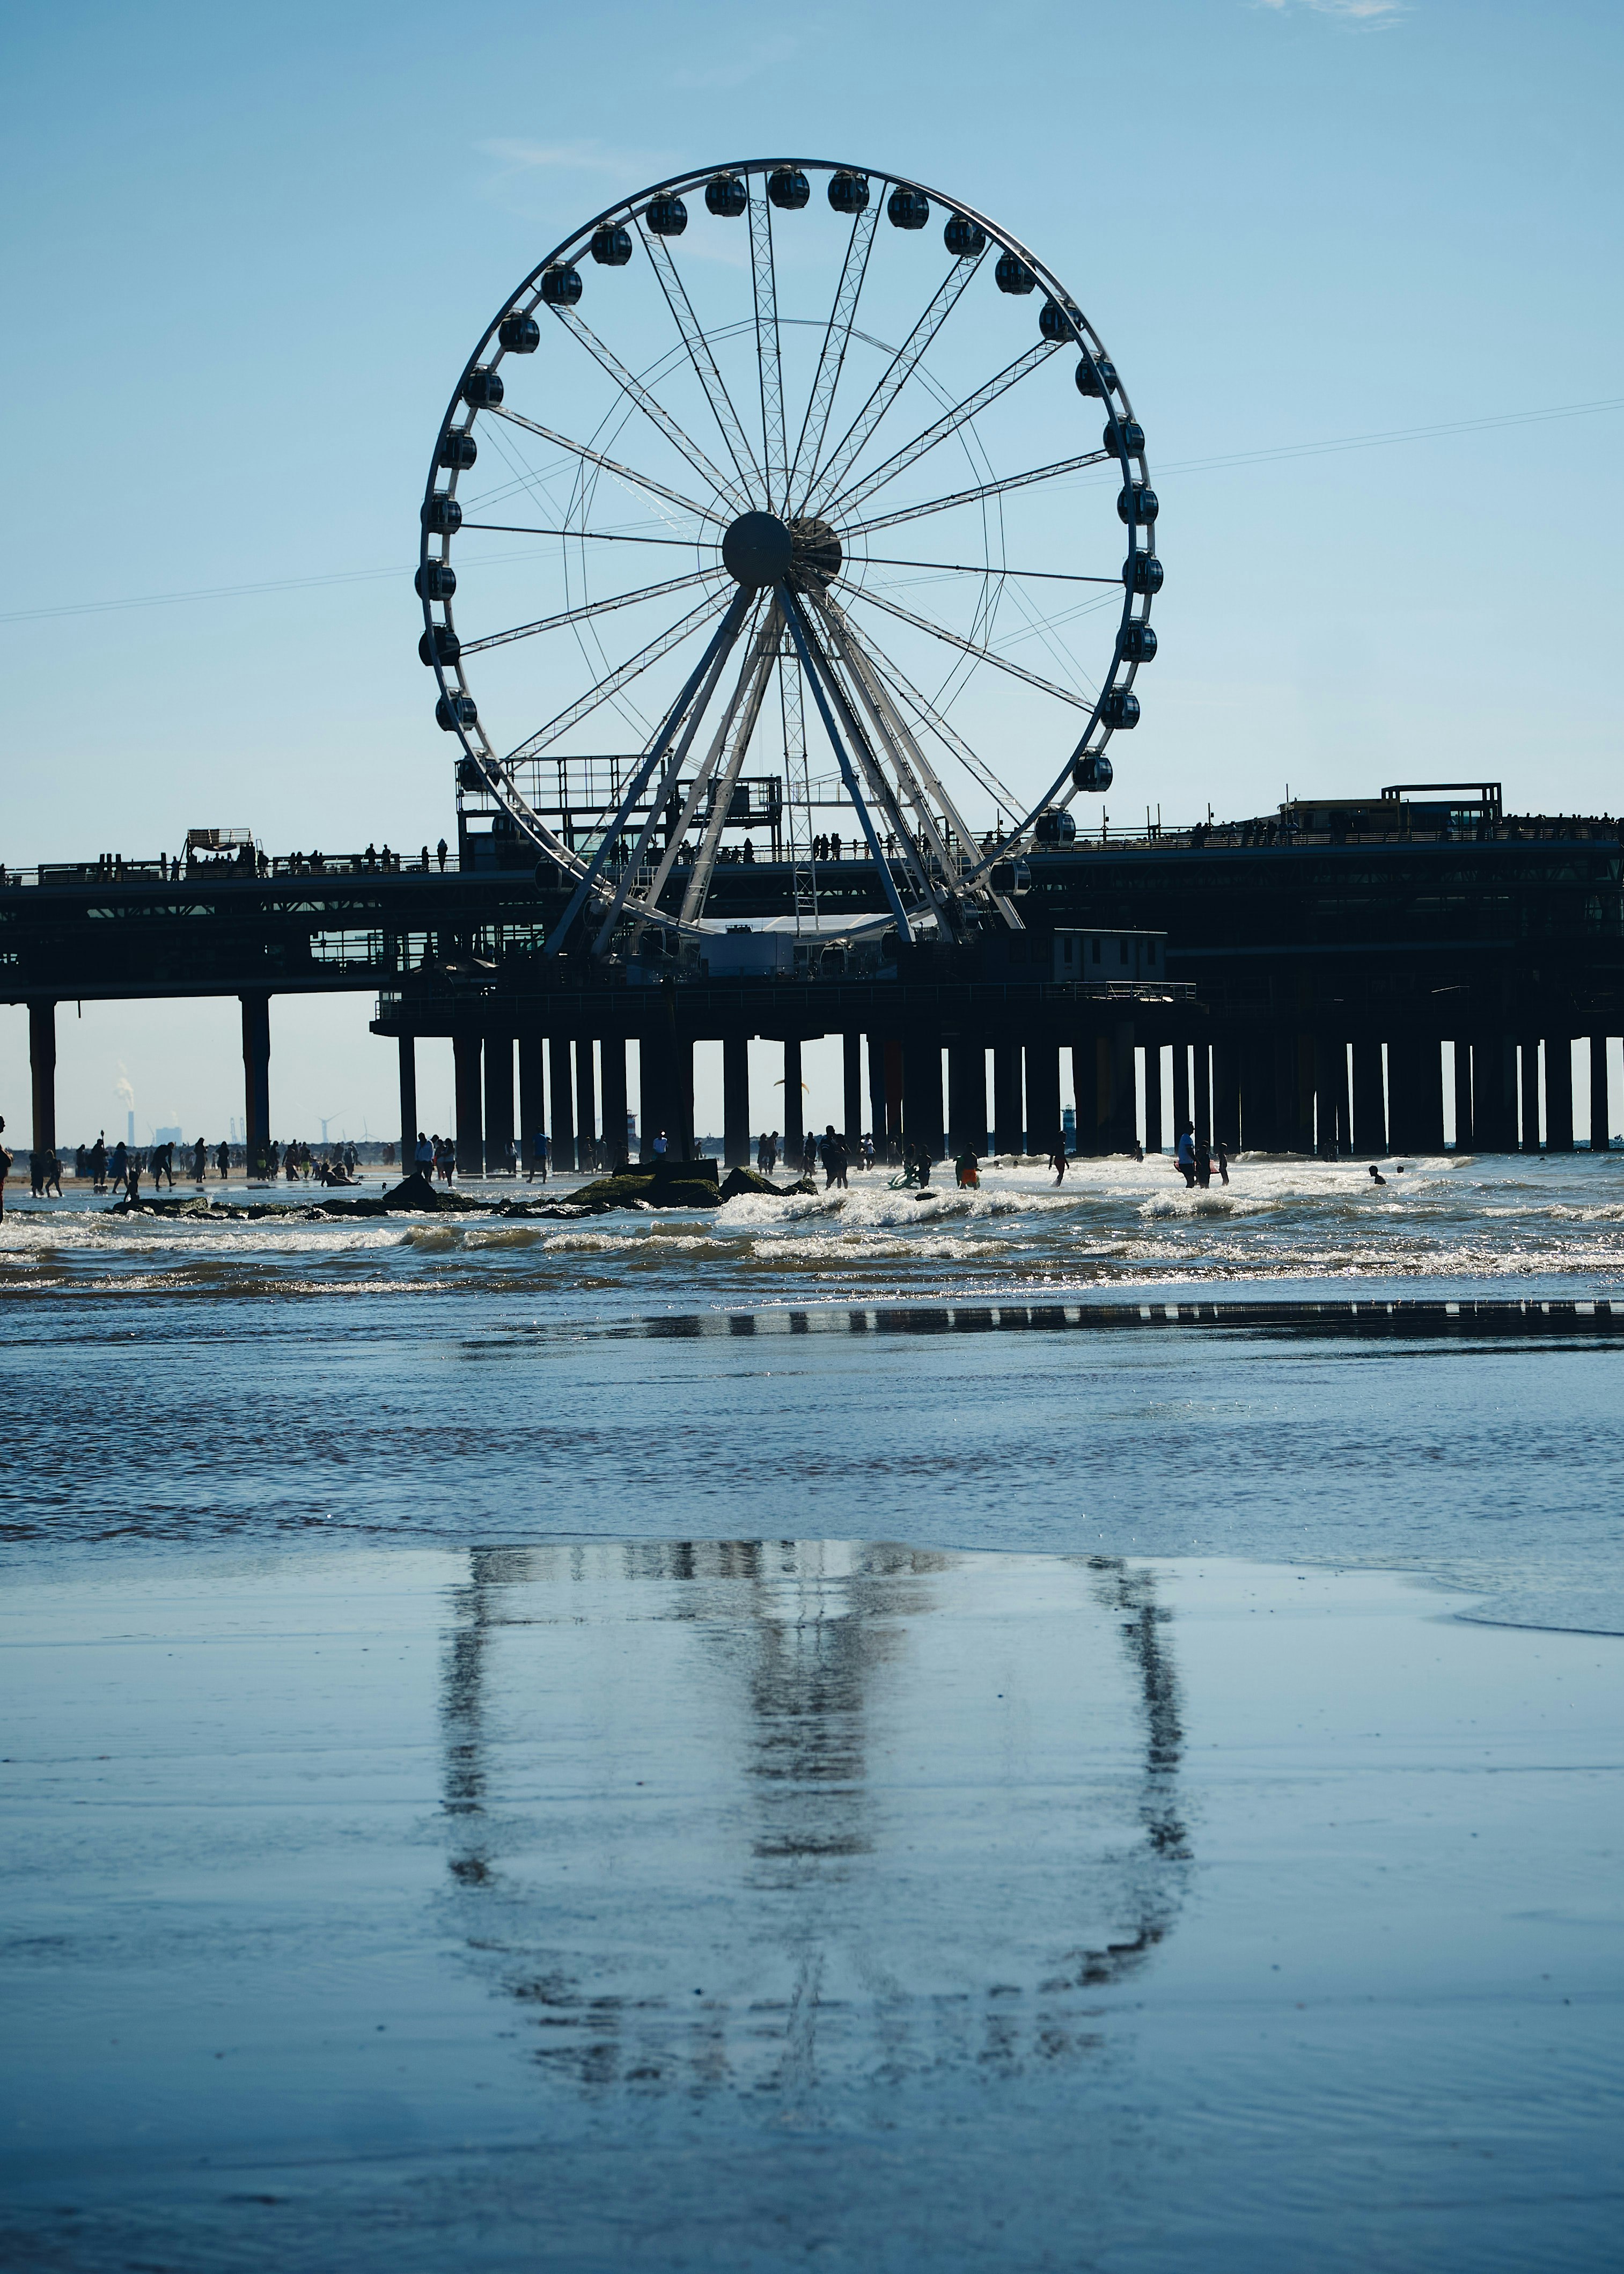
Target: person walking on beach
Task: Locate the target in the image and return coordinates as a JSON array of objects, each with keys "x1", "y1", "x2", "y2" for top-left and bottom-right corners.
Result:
[
  {"x1": 527, "y1": 1129, "x2": 548, "y2": 1183},
  {"x1": 652, "y1": 1130, "x2": 668, "y2": 1160},
  {"x1": 192, "y1": 1138, "x2": 207, "y2": 1184},
  {"x1": 111, "y1": 1138, "x2": 128, "y2": 1191},
  {"x1": 91, "y1": 1134, "x2": 107, "y2": 1191},
  {"x1": 1175, "y1": 1123, "x2": 1197, "y2": 1188},
  {"x1": 215, "y1": 1139, "x2": 229, "y2": 1179},
  {"x1": 1215, "y1": 1139, "x2": 1231, "y2": 1186},
  {"x1": 766, "y1": 1129, "x2": 779, "y2": 1175},
  {"x1": 43, "y1": 1150, "x2": 62, "y2": 1198},
  {"x1": 756, "y1": 1131, "x2": 770, "y2": 1174},
  {"x1": 1048, "y1": 1143, "x2": 1068, "y2": 1185}
]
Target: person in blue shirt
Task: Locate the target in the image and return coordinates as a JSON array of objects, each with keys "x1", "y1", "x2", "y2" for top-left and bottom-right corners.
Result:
[
  {"x1": 528, "y1": 1130, "x2": 548, "y2": 1183},
  {"x1": 1175, "y1": 1123, "x2": 1197, "y2": 1187}
]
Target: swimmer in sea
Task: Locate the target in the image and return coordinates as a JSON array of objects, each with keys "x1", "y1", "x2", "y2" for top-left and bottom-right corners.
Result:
[{"x1": 1368, "y1": 1164, "x2": 1387, "y2": 1186}]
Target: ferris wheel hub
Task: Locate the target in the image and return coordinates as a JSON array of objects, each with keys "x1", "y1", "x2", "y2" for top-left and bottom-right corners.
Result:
[
  {"x1": 787, "y1": 516, "x2": 842, "y2": 592},
  {"x1": 722, "y1": 510, "x2": 795, "y2": 589}
]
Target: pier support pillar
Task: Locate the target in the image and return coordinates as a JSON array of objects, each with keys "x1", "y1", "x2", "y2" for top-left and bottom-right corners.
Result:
[
  {"x1": 600, "y1": 1036, "x2": 628, "y2": 1167},
  {"x1": 549, "y1": 1035, "x2": 575, "y2": 1171},
  {"x1": 723, "y1": 1032, "x2": 751, "y2": 1168},
  {"x1": 1520, "y1": 1038, "x2": 1541, "y2": 1154},
  {"x1": 240, "y1": 991, "x2": 270, "y2": 1177},
  {"x1": 675, "y1": 1037, "x2": 695, "y2": 1162},
  {"x1": 1474, "y1": 1035, "x2": 1518, "y2": 1151},
  {"x1": 1590, "y1": 1035, "x2": 1612, "y2": 1154},
  {"x1": 843, "y1": 1031, "x2": 863, "y2": 1148},
  {"x1": 483, "y1": 1038, "x2": 515, "y2": 1173},
  {"x1": 519, "y1": 1033, "x2": 545, "y2": 1173},
  {"x1": 28, "y1": 1000, "x2": 56, "y2": 1158},
  {"x1": 1239, "y1": 1032, "x2": 1274, "y2": 1152},
  {"x1": 1071, "y1": 1036, "x2": 1098, "y2": 1155},
  {"x1": 902, "y1": 1031, "x2": 944, "y2": 1161},
  {"x1": 1142, "y1": 1040, "x2": 1164, "y2": 1156},
  {"x1": 1452, "y1": 1039, "x2": 1474, "y2": 1153},
  {"x1": 783, "y1": 1038, "x2": 804, "y2": 1158},
  {"x1": 866, "y1": 1033, "x2": 888, "y2": 1157},
  {"x1": 1109, "y1": 1022, "x2": 1136, "y2": 1151},
  {"x1": 947, "y1": 1040, "x2": 986, "y2": 1156},
  {"x1": 1545, "y1": 1036, "x2": 1574, "y2": 1153},
  {"x1": 1417, "y1": 1037, "x2": 1445, "y2": 1154},
  {"x1": 453, "y1": 1033, "x2": 483, "y2": 1178},
  {"x1": 1024, "y1": 1043, "x2": 1062, "y2": 1158},
  {"x1": 1193, "y1": 1040, "x2": 1213, "y2": 1153},
  {"x1": 1213, "y1": 1038, "x2": 1240, "y2": 1156},
  {"x1": 1352, "y1": 1039, "x2": 1386, "y2": 1156},
  {"x1": 993, "y1": 1041, "x2": 1023, "y2": 1156},
  {"x1": 398, "y1": 1036, "x2": 417, "y2": 1168},
  {"x1": 1170, "y1": 1041, "x2": 1190, "y2": 1148},
  {"x1": 575, "y1": 1038, "x2": 597, "y2": 1171}
]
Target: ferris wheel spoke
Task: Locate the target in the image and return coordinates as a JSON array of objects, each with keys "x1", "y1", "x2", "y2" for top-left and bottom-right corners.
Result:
[
  {"x1": 803, "y1": 247, "x2": 988, "y2": 514},
  {"x1": 847, "y1": 450, "x2": 1110, "y2": 539},
  {"x1": 488, "y1": 405, "x2": 727, "y2": 529},
  {"x1": 748, "y1": 183, "x2": 788, "y2": 511},
  {"x1": 848, "y1": 584, "x2": 1093, "y2": 709},
  {"x1": 461, "y1": 520, "x2": 717, "y2": 549},
  {"x1": 855, "y1": 553, "x2": 1117, "y2": 583},
  {"x1": 550, "y1": 307, "x2": 751, "y2": 516},
  {"x1": 461, "y1": 567, "x2": 726, "y2": 656},
  {"x1": 788, "y1": 199, "x2": 880, "y2": 502},
  {"x1": 505, "y1": 591, "x2": 729, "y2": 764},
  {"x1": 821, "y1": 342, "x2": 1061, "y2": 524},
  {"x1": 855, "y1": 639, "x2": 1020, "y2": 814},
  {"x1": 543, "y1": 588, "x2": 753, "y2": 956},
  {"x1": 635, "y1": 221, "x2": 765, "y2": 505}
]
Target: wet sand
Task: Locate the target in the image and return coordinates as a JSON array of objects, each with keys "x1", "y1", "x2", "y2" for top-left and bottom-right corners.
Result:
[{"x1": 2, "y1": 1542, "x2": 1618, "y2": 2270}]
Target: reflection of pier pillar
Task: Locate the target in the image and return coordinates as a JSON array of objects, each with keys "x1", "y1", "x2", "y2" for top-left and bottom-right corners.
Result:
[
  {"x1": 947, "y1": 1039, "x2": 986, "y2": 1155},
  {"x1": 1591, "y1": 1035, "x2": 1612, "y2": 1154},
  {"x1": 723, "y1": 1032, "x2": 751, "y2": 1168},
  {"x1": 782, "y1": 1038, "x2": 804, "y2": 1156},
  {"x1": 398, "y1": 1035, "x2": 417, "y2": 1167},
  {"x1": 240, "y1": 991, "x2": 270, "y2": 1175},
  {"x1": 453, "y1": 1032, "x2": 483, "y2": 1177},
  {"x1": 1545, "y1": 1035, "x2": 1574, "y2": 1153},
  {"x1": 518, "y1": 1032, "x2": 544, "y2": 1173},
  {"x1": 842, "y1": 1031, "x2": 863, "y2": 1147},
  {"x1": 484, "y1": 1037, "x2": 515, "y2": 1171},
  {"x1": 1024, "y1": 1042, "x2": 1061, "y2": 1157},
  {"x1": 549, "y1": 1035, "x2": 575, "y2": 1171},
  {"x1": 28, "y1": 1001, "x2": 56, "y2": 1158},
  {"x1": 600, "y1": 1036, "x2": 628, "y2": 1166}
]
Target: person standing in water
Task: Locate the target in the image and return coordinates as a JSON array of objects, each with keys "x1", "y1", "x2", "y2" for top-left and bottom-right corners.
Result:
[{"x1": 1175, "y1": 1123, "x2": 1197, "y2": 1188}]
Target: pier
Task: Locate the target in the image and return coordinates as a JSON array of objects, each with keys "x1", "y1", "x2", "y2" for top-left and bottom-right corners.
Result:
[{"x1": 4, "y1": 787, "x2": 1619, "y2": 1169}]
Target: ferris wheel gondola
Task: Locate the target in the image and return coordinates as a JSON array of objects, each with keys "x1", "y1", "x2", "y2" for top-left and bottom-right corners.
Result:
[{"x1": 417, "y1": 157, "x2": 1158, "y2": 955}]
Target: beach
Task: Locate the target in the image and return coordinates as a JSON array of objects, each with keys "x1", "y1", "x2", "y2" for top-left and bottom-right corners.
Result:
[{"x1": 2, "y1": 1155, "x2": 1621, "y2": 2267}]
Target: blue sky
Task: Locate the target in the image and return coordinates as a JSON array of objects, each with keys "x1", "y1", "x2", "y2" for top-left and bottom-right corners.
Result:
[{"x1": 2, "y1": 0, "x2": 1620, "y2": 1145}]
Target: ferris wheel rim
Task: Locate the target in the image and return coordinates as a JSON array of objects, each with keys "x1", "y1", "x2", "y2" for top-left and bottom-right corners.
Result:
[{"x1": 418, "y1": 156, "x2": 1157, "y2": 937}]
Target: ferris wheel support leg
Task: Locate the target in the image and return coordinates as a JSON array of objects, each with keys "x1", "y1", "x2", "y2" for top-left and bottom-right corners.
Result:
[
  {"x1": 779, "y1": 586, "x2": 913, "y2": 943},
  {"x1": 543, "y1": 590, "x2": 752, "y2": 960}
]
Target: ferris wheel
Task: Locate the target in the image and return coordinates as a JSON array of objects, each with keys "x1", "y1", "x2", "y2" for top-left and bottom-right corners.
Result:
[{"x1": 417, "y1": 157, "x2": 1159, "y2": 953}]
